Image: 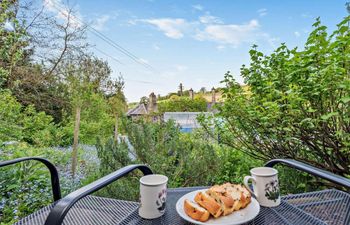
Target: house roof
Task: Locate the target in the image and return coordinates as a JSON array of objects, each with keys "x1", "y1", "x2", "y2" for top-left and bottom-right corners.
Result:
[{"x1": 127, "y1": 103, "x2": 148, "y2": 116}]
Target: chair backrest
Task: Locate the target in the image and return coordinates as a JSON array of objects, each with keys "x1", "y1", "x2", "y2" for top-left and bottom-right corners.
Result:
[
  {"x1": 265, "y1": 158, "x2": 350, "y2": 190},
  {"x1": 0, "y1": 157, "x2": 62, "y2": 201}
]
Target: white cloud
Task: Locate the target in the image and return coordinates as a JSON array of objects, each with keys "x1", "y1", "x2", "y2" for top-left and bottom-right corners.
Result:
[
  {"x1": 195, "y1": 20, "x2": 260, "y2": 47},
  {"x1": 294, "y1": 31, "x2": 300, "y2": 37},
  {"x1": 199, "y1": 12, "x2": 223, "y2": 24},
  {"x1": 127, "y1": 19, "x2": 137, "y2": 25},
  {"x1": 160, "y1": 71, "x2": 177, "y2": 79},
  {"x1": 262, "y1": 34, "x2": 280, "y2": 48},
  {"x1": 138, "y1": 58, "x2": 149, "y2": 64},
  {"x1": 301, "y1": 13, "x2": 312, "y2": 18},
  {"x1": 153, "y1": 43, "x2": 161, "y2": 50},
  {"x1": 92, "y1": 15, "x2": 110, "y2": 31},
  {"x1": 216, "y1": 45, "x2": 226, "y2": 50},
  {"x1": 140, "y1": 18, "x2": 190, "y2": 39},
  {"x1": 257, "y1": 8, "x2": 267, "y2": 17},
  {"x1": 192, "y1": 4, "x2": 203, "y2": 11},
  {"x1": 43, "y1": 0, "x2": 83, "y2": 28},
  {"x1": 138, "y1": 12, "x2": 276, "y2": 48},
  {"x1": 175, "y1": 65, "x2": 188, "y2": 72}
]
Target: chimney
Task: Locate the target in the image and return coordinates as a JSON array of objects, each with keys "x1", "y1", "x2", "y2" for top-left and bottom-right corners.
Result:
[
  {"x1": 148, "y1": 92, "x2": 157, "y2": 113},
  {"x1": 211, "y1": 87, "x2": 216, "y2": 103},
  {"x1": 189, "y1": 88, "x2": 194, "y2": 100},
  {"x1": 178, "y1": 83, "x2": 183, "y2": 96}
]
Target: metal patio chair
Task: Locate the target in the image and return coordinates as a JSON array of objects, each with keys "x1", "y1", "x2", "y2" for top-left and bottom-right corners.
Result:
[{"x1": 1, "y1": 157, "x2": 350, "y2": 225}]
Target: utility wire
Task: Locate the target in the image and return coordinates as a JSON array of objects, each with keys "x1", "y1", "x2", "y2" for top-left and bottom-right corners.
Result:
[
  {"x1": 48, "y1": 1, "x2": 160, "y2": 74},
  {"x1": 93, "y1": 46, "x2": 124, "y2": 65},
  {"x1": 93, "y1": 47, "x2": 161, "y2": 84},
  {"x1": 93, "y1": 47, "x2": 160, "y2": 84}
]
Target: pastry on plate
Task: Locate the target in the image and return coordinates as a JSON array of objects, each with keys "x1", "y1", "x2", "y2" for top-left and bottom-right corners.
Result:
[
  {"x1": 184, "y1": 199, "x2": 210, "y2": 222},
  {"x1": 183, "y1": 182, "x2": 252, "y2": 222},
  {"x1": 194, "y1": 191, "x2": 224, "y2": 218}
]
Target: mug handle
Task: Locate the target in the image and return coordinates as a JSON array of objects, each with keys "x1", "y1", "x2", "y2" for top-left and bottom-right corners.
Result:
[{"x1": 243, "y1": 176, "x2": 257, "y2": 198}]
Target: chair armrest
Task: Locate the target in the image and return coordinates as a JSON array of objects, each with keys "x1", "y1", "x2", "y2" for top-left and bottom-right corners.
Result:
[
  {"x1": 0, "y1": 157, "x2": 61, "y2": 201},
  {"x1": 265, "y1": 159, "x2": 350, "y2": 189},
  {"x1": 44, "y1": 164, "x2": 153, "y2": 225}
]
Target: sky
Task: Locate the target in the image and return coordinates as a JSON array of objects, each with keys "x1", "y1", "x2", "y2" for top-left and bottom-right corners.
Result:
[{"x1": 44, "y1": 0, "x2": 349, "y2": 102}]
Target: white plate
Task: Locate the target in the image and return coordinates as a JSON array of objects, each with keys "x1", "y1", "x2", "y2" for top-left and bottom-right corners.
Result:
[{"x1": 176, "y1": 189, "x2": 260, "y2": 225}]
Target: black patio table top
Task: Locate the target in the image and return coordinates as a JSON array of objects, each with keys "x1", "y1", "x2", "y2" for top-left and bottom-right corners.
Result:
[{"x1": 14, "y1": 186, "x2": 350, "y2": 225}]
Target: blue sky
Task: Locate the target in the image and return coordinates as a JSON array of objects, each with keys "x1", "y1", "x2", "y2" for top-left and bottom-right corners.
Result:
[{"x1": 45, "y1": 0, "x2": 349, "y2": 102}]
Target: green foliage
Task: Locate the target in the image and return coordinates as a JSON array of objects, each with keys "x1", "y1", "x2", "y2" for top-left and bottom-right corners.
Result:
[
  {"x1": 86, "y1": 137, "x2": 138, "y2": 200},
  {"x1": 78, "y1": 93, "x2": 114, "y2": 144},
  {"x1": 277, "y1": 166, "x2": 323, "y2": 195},
  {"x1": 0, "y1": 0, "x2": 27, "y2": 87},
  {"x1": 213, "y1": 146, "x2": 261, "y2": 184},
  {"x1": 21, "y1": 105, "x2": 57, "y2": 147},
  {"x1": 158, "y1": 96, "x2": 207, "y2": 112},
  {"x1": 2, "y1": 5, "x2": 350, "y2": 224},
  {"x1": 202, "y1": 16, "x2": 350, "y2": 177},
  {"x1": 58, "y1": 92, "x2": 115, "y2": 146},
  {"x1": 0, "y1": 143, "x2": 71, "y2": 225},
  {"x1": 0, "y1": 90, "x2": 22, "y2": 141},
  {"x1": 0, "y1": 91, "x2": 58, "y2": 146},
  {"x1": 89, "y1": 120, "x2": 223, "y2": 201}
]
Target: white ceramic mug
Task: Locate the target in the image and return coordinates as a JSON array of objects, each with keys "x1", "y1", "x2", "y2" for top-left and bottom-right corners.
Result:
[
  {"x1": 244, "y1": 167, "x2": 281, "y2": 207},
  {"x1": 139, "y1": 174, "x2": 168, "y2": 219}
]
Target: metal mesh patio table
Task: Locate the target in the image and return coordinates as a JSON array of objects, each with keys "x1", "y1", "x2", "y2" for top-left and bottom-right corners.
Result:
[{"x1": 14, "y1": 187, "x2": 350, "y2": 225}]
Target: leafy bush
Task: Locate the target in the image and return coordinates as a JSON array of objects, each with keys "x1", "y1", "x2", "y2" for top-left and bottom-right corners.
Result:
[
  {"x1": 0, "y1": 90, "x2": 22, "y2": 142},
  {"x1": 84, "y1": 137, "x2": 138, "y2": 201},
  {"x1": 213, "y1": 145, "x2": 261, "y2": 184},
  {"x1": 202, "y1": 16, "x2": 350, "y2": 177},
  {"x1": 0, "y1": 91, "x2": 58, "y2": 146},
  {"x1": 158, "y1": 96, "x2": 207, "y2": 112},
  {"x1": 125, "y1": 119, "x2": 222, "y2": 187},
  {"x1": 59, "y1": 92, "x2": 115, "y2": 146},
  {"x1": 89, "y1": 118, "x2": 316, "y2": 203},
  {"x1": 88, "y1": 120, "x2": 222, "y2": 201}
]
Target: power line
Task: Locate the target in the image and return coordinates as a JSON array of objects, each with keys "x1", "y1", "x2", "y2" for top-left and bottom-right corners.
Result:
[
  {"x1": 93, "y1": 47, "x2": 161, "y2": 84},
  {"x1": 88, "y1": 26, "x2": 159, "y2": 73},
  {"x1": 48, "y1": 2, "x2": 160, "y2": 74},
  {"x1": 93, "y1": 46, "x2": 124, "y2": 65}
]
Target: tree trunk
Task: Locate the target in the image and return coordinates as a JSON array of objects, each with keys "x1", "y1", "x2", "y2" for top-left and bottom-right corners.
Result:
[
  {"x1": 114, "y1": 114, "x2": 118, "y2": 142},
  {"x1": 71, "y1": 106, "x2": 81, "y2": 177}
]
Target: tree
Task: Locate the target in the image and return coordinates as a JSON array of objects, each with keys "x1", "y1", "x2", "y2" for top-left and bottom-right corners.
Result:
[
  {"x1": 201, "y1": 16, "x2": 350, "y2": 176},
  {"x1": 139, "y1": 96, "x2": 149, "y2": 106},
  {"x1": 63, "y1": 56, "x2": 112, "y2": 177},
  {"x1": 0, "y1": 0, "x2": 87, "y2": 123},
  {"x1": 0, "y1": 0, "x2": 27, "y2": 88},
  {"x1": 200, "y1": 87, "x2": 207, "y2": 93},
  {"x1": 107, "y1": 76, "x2": 127, "y2": 141}
]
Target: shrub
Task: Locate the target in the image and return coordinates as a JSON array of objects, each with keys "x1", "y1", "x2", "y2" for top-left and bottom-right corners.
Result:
[
  {"x1": 0, "y1": 91, "x2": 58, "y2": 147},
  {"x1": 201, "y1": 16, "x2": 350, "y2": 177},
  {"x1": 88, "y1": 120, "x2": 222, "y2": 201},
  {"x1": 158, "y1": 96, "x2": 207, "y2": 112}
]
